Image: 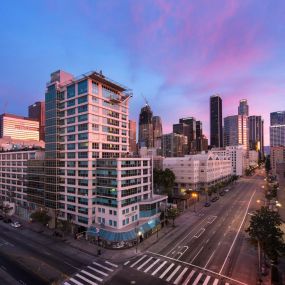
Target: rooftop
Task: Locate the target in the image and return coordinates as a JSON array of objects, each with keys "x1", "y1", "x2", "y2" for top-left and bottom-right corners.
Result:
[{"x1": 0, "y1": 113, "x2": 38, "y2": 122}]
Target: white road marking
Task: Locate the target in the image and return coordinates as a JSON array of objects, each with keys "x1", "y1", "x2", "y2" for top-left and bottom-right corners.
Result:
[
  {"x1": 151, "y1": 261, "x2": 167, "y2": 276},
  {"x1": 177, "y1": 246, "x2": 189, "y2": 260},
  {"x1": 166, "y1": 265, "x2": 181, "y2": 282},
  {"x1": 194, "y1": 228, "x2": 205, "y2": 238},
  {"x1": 93, "y1": 261, "x2": 113, "y2": 272},
  {"x1": 64, "y1": 282, "x2": 72, "y2": 285},
  {"x1": 182, "y1": 269, "x2": 195, "y2": 285},
  {"x1": 76, "y1": 273, "x2": 97, "y2": 285},
  {"x1": 202, "y1": 276, "x2": 211, "y2": 285},
  {"x1": 190, "y1": 246, "x2": 204, "y2": 263},
  {"x1": 105, "y1": 261, "x2": 118, "y2": 268},
  {"x1": 193, "y1": 272, "x2": 203, "y2": 285},
  {"x1": 124, "y1": 261, "x2": 130, "y2": 266},
  {"x1": 137, "y1": 257, "x2": 153, "y2": 270},
  {"x1": 225, "y1": 283, "x2": 230, "y2": 285},
  {"x1": 207, "y1": 216, "x2": 217, "y2": 224},
  {"x1": 159, "y1": 263, "x2": 174, "y2": 279},
  {"x1": 219, "y1": 190, "x2": 256, "y2": 275},
  {"x1": 144, "y1": 258, "x2": 160, "y2": 273},
  {"x1": 147, "y1": 250, "x2": 248, "y2": 285},
  {"x1": 81, "y1": 270, "x2": 103, "y2": 282},
  {"x1": 213, "y1": 278, "x2": 219, "y2": 285},
  {"x1": 70, "y1": 277, "x2": 84, "y2": 285},
  {"x1": 87, "y1": 266, "x2": 108, "y2": 276},
  {"x1": 172, "y1": 266, "x2": 186, "y2": 284},
  {"x1": 130, "y1": 255, "x2": 147, "y2": 268}
]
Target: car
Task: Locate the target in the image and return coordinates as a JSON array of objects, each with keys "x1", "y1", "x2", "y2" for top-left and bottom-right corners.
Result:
[
  {"x1": 3, "y1": 218, "x2": 12, "y2": 223},
  {"x1": 204, "y1": 202, "x2": 211, "y2": 207},
  {"x1": 211, "y1": 196, "x2": 219, "y2": 202},
  {"x1": 10, "y1": 221, "x2": 21, "y2": 228},
  {"x1": 224, "y1": 189, "x2": 229, "y2": 192}
]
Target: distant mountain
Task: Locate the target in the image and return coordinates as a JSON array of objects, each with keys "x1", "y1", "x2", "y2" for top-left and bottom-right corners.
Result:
[{"x1": 264, "y1": 146, "x2": 270, "y2": 156}]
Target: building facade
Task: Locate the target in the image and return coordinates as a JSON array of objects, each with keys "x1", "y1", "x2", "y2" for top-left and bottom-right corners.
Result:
[
  {"x1": 0, "y1": 113, "x2": 39, "y2": 141},
  {"x1": 249, "y1": 115, "x2": 264, "y2": 158},
  {"x1": 210, "y1": 95, "x2": 223, "y2": 148},
  {"x1": 28, "y1": 101, "x2": 46, "y2": 141},
  {"x1": 163, "y1": 152, "x2": 232, "y2": 193},
  {"x1": 270, "y1": 111, "x2": 285, "y2": 126},
  {"x1": 152, "y1": 116, "x2": 163, "y2": 149},
  {"x1": 161, "y1": 133, "x2": 188, "y2": 157},
  {"x1": 224, "y1": 115, "x2": 248, "y2": 150},
  {"x1": 270, "y1": 146, "x2": 285, "y2": 175},
  {"x1": 129, "y1": 120, "x2": 137, "y2": 154}
]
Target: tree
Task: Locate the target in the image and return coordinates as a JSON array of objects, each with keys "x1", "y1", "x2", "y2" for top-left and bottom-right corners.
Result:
[
  {"x1": 246, "y1": 207, "x2": 285, "y2": 263},
  {"x1": 0, "y1": 202, "x2": 12, "y2": 217},
  {"x1": 30, "y1": 210, "x2": 51, "y2": 226},
  {"x1": 167, "y1": 207, "x2": 179, "y2": 227},
  {"x1": 153, "y1": 168, "x2": 163, "y2": 193},
  {"x1": 162, "y1": 168, "x2": 176, "y2": 194},
  {"x1": 265, "y1": 155, "x2": 271, "y2": 174}
]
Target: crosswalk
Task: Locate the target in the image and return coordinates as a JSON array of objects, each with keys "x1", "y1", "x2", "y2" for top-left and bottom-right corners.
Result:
[
  {"x1": 125, "y1": 254, "x2": 231, "y2": 285},
  {"x1": 63, "y1": 260, "x2": 118, "y2": 285}
]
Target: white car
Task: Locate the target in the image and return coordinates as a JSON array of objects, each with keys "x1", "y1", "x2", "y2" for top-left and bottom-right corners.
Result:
[{"x1": 11, "y1": 222, "x2": 21, "y2": 228}]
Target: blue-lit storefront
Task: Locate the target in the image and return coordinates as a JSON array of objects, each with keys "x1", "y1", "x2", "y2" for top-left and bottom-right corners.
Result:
[{"x1": 86, "y1": 217, "x2": 160, "y2": 249}]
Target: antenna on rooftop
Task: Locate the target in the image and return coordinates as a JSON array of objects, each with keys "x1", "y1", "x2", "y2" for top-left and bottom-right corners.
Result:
[{"x1": 141, "y1": 93, "x2": 149, "y2": 106}]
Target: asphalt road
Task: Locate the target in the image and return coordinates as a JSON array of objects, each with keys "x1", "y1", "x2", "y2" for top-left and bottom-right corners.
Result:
[{"x1": 0, "y1": 222, "x2": 95, "y2": 284}]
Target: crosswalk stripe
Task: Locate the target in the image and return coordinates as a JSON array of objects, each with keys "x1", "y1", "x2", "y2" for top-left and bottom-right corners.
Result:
[
  {"x1": 130, "y1": 255, "x2": 147, "y2": 268},
  {"x1": 159, "y1": 263, "x2": 174, "y2": 279},
  {"x1": 137, "y1": 257, "x2": 153, "y2": 270},
  {"x1": 64, "y1": 282, "x2": 72, "y2": 285},
  {"x1": 151, "y1": 261, "x2": 167, "y2": 276},
  {"x1": 182, "y1": 269, "x2": 196, "y2": 285},
  {"x1": 202, "y1": 276, "x2": 211, "y2": 285},
  {"x1": 167, "y1": 265, "x2": 182, "y2": 283},
  {"x1": 144, "y1": 258, "x2": 160, "y2": 273},
  {"x1": 225, "y1": 283, "x2": 230, "y2": 285},
  {"x1": 173, "y1": 266, "x2": 186, "y2": 284},
  {"x1": 76, "y1": 274, "x2": 98, "y2": 285},
  {"x1": 81, "y1": 270, "x2": 103, "y2": 282},
  {"x1": 87, "y1": 266, "x2": 108, "y2": 277},
  {"x1": 70, "y1": 278, "x2": 84, "y2": 285},
  {"x1": 192, "y1": 272, "x2": 203, "y2": 285},
  {"x1": 93, "y1": 261, "x2": 113, "y2": 272},
  {"x1": 124, "y1": 261, "x2": 130, "y2": 266},
  {"x1": 212, "y1": 278, "x2": 219, "y2": 285},
  {"x1": 105, "y1": 261, "x2": 118, "y2": 268}
]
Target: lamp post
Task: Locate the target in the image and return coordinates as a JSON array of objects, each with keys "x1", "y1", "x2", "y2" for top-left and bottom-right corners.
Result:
[{"x1": 192, "y1": 193, "x2": 198, "y2": 212}]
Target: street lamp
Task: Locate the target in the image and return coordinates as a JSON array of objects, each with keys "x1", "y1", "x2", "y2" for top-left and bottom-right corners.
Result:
[{"x1": 192, "y1": 193, "x2": 198, "y2": 212}]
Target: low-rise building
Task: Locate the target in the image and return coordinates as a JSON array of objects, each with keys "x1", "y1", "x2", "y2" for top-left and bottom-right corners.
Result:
[
  {"x1": 163, "y1": 152, "x2": 232, "y2": 194},
  {"x1": 249, "y1": 150, "x2": 259, "y2": 168},
  {"x1": 162, "y1": 133, "x2": 188, "y2": 157},
  {"x1": 270, "y1": 146, "x2": 285, "y2": 176}
]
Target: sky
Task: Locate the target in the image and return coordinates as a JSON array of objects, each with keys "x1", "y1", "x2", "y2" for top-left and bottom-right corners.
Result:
[{"x1": 0, "y1": 0, "x2": 285, "y2": 145}]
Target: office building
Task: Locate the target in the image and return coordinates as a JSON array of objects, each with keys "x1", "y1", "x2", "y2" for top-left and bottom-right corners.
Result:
[
  {"x1": 224, "y1": 115, "x2": 248, "y2": 150},
  {"x1": 138, "y1": 105, "x2": 153, "y2": 148},
  {"x1": 29, "y1": 101, "x2": 46, "y2": 141},
  {"x1": 152, "y1": 116, "x2": 163, "y2": 149},
  {"x1": 238, "y1": 99, "x2": 249, "y2": 116},
  {"x1": 0, "y1": 113, "x2": 39, "y2": 141},
  {"x1": 129, "y1": 120, "x2": 137, "y2": 154},
  {"x1": 161, "y1": 133, "x2": 188, "y2": 157},
  {"x1": 270, "y1": 111, "x2": 285, "y2": 126},
  {"x1": 249, "y1": 115, "x2": 264, "y2": 157},
  {"x1": 210, "y1": 95, "x2": 223, "y2": 148}
]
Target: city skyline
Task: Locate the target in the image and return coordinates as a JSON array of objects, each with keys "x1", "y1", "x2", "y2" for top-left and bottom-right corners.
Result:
[{"x1": 1, "y1": 1, "x2": 285, "y2": 145}]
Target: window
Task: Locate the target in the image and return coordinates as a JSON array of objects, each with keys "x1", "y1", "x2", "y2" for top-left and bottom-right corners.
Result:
[
  {"x1": 92, "y1": 143, "x2": 99, "y2": 149},
  {"x1": 67, "y1": 84, "x2": 75, "y2": 98},
  {"x1": 67, "y1": 108, "x2": 75, "y2": 116},
  {"x1": 67, "y1": 117, "x2": 76, "y2": 124},
  {"x1": 78, "y1": 105, "x2": 88, "y2": 113},
  {"x1": 109, "y1": 220, "x2": 113, "y2": 226},
  {"x1": 67, "y1": 152, "x2": 76, "y2": 158},
  {"x1": 67, "y1": 126, "x2": 75, "y2": 133},
  {"x1": 113, "y1": 221, "x2": 117, "y2": 227},
  {"x1": 78, "y1": 133, "x2": 88, "y2": 140},
  {"x1": 78, "y1": 152, "x2": 88, "y2": 158},
  {"x1": 67, "y1": 99, "x2": 75, "y2": 107},
  {"x1": 78, "y1": 80, "x2": 88, "y2": 95},
  {"x1": 67, "y1": 143, "x2": 75, "y2": 150},
  {"x1": 92, "y1": 124, "x2": 99, "y2": 131},
  {"x1": 78, "y1": 95, "x2": 88, "y2": 104},
  {"x1": 92, "y1": 82, "x2": 98, "y2": 94},
  {"x1": 78, "y1": 142, "x2": 88, "y2": 149},
  {"x1": 78, "y1": 123, "x2": 88, "y2": 131},
  {"x1": 67, "y1": 134, "x2": 75, "y2": 141},
  {"x1": 78, "y1": 114, "x2": 88, "y2": 122}
]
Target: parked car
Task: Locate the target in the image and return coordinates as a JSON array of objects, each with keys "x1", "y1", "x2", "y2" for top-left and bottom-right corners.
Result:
[
  {"x1": 3, "y1": 218, "x2": 12, "y2": 223},
  {"x1": 211, "y1": 196, "x2": 219, "y2": 202},
  {"x1": 204, "y1": 202, "x2": 211, "y2": 207},
  {"x1": 10, "y1": 221, "x2": 21, "y2": 228},
  {"x1": 224, "y1": 189, "x2": 229, "y2": 192}
]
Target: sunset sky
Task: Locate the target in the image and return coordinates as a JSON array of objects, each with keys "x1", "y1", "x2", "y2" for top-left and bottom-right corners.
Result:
[{"x1": 0, "y1": 0, "x2": 285, "y2": 145}]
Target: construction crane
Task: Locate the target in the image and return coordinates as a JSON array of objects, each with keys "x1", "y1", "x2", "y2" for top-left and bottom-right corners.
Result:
[{"x1": 141, "y1": 93, "x2": 149, "y2": 106}]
